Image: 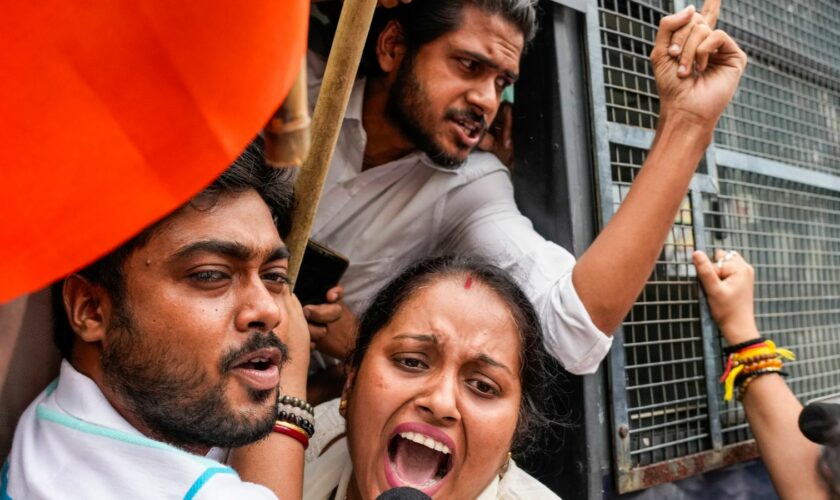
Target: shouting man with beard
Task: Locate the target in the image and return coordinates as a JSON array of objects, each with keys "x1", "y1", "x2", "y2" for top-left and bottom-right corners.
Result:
[
  {"x1": 304, "y1": 0, "x2": 745, "y2": 385},
  {"x1": 3, "y1": 139, "x2": 312, "y2": 499}
]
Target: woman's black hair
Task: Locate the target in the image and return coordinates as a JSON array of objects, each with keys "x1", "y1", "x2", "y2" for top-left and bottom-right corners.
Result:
[{"x1": 349, "y1": 255, "x2": 557, "y2": 455}]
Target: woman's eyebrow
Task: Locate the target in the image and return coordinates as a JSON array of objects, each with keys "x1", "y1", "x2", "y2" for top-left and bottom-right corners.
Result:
[
  {"x1": 478, "y1": 353, "x2": 511, "y2": 374},
  {"x1": 392, "y1": 333, "x2": 438, "y2": 344},
  {"x1": 391, "y1": 335, "x2": 510, "y2": 372}
]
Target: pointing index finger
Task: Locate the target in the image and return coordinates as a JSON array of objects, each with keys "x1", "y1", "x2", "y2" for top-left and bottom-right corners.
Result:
[
  {"x1": 700, "y1": 0, "x2": 721, "y2": 29},
  {"x1": 653, "y1": 5, "x2": 696, "y2": 52}
]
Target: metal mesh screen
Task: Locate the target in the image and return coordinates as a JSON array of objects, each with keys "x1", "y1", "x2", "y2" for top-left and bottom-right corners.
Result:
[
  {"x1": 597, "y1": 0, "x2": 840, "y2": 489},
  {"x1": 611, "y1": 143, "x2": 712, "y2": 466},
  {"x1": 715, "y1": 0, "x2": 840, "y2": 175},
  {"x1": 715, "y1": 58, "x2": 840, "y2": 176},
  {"x1": 704, "y1": 167, "x2": 840, "y2": 444},
  {"x1": 719, "y1": 0, "x2": 840, "y2": 72},
  {"x1": 599, "y1": 0, "x2": 840, "y2": 174},
  {"x1": 598, "y1": 0, "x2": 670, "y2": 129}
]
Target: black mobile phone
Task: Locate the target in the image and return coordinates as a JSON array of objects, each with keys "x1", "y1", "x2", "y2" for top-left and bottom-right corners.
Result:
[{"x1": 294, "y1": 240, "x2": 349, "y2": 305}]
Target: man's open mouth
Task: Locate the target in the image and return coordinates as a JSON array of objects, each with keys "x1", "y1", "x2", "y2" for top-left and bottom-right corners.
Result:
[
  {"x1": 229, "y1": 348, "x2": 282, "y2": 391},
  {"x1": 232, "y1": 348, "x2": 281, "y2": 370},
  {"x1": 452, "y1": 116, "x2": 483, "y2": 142},
  {"x1": 386, "y1": 429, "x2": 454, "y2": 492}
]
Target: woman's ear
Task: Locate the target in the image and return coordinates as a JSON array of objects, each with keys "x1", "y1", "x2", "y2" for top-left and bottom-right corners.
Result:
[
  {"x1": 499, "y1": 451, "x2": 512, "y2": 476},
  {"x1": 376, "y1": 20, "x2": 407, "y2": 74},
  {"x1": 339, "y1": 367, "x2": 358, "y2": 418},
  {"x1": 63, "y1": 274, "x2": 111, "y2": 344}
]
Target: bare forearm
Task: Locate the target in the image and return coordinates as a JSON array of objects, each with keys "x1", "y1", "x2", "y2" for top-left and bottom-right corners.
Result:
[
  {"x1": 229, "y1": 376, "x2": 308, "y2": 498},
  {"x1": 574, "y1": 113, "x2": 712, "y2": 333},
  {"x1": 692, "y1": 238, "x2": 821, "y2": 497},
  {"x1": 742, "y1": 374, "x2": 827, "y2": 500},
  {"x1": 229, "y1": 432, "x2": 305, "y2": 499}
]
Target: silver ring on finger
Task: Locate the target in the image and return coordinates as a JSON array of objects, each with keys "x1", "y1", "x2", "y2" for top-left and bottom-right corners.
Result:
[{"x1": 716, "y1": 250, "x2": 737, "y2": 270}]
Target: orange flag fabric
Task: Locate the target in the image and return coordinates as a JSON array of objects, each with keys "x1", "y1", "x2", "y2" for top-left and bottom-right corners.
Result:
[{"x1": 0, "y1": 1, "x2": 308, "y2": 303}]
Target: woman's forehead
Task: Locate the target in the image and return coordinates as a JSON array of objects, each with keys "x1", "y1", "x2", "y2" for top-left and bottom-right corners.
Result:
[
  {"x1": 380, "y1": 277, "x2": 522, "y2": 364},
  {"x1": 401, "y1": 275, "x2": 515, "y2": 321}
]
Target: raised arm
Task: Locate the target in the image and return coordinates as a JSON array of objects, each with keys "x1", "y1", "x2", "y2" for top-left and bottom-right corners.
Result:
[
  {"x1": 573, "y1": 3, "x2": 747, "y2": 334},
  {"x1": 693, "y1": 250, "x2": 828, "y2": 500},
  {"x1": 228, "y1": 292, "x2": 312, "y2": 499}
]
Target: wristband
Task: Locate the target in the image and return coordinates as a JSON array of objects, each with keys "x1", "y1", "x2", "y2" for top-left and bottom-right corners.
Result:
[
  {"x1": 723, "y1": 337, "x2": 766, "y2": 355},
  {"x1": 278, "y1": 395, "x2": 314, "y2": 416},
  {"x1": 720, "y1": 339, "x2": 795, "y2": 401},
  {"x1": 272, "y1": 420, "x2": 310, "y2": 449},
  {"x1": 277, "y1": 409, "x2": 314, "y2": 437},
  {"x1": 277, "y1": 394, "x2": 315, "y2": 437}
]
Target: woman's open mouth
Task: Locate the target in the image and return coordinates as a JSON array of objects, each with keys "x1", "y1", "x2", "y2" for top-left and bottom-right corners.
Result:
[{"x1": 384, "y1": 424, "x2": 455, "y2": 496}]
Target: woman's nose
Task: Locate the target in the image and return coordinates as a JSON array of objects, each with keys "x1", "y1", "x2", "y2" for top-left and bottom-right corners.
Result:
[{"x1": 415, "y1": 372, "x2": 461, "y2": 424}]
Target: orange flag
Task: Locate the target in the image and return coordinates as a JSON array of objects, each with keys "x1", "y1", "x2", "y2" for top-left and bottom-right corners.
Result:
[{"x1": 0, "y1": 1, "x2": 309, "y2": 303}]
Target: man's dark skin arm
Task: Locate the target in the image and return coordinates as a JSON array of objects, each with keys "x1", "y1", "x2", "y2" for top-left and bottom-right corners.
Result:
[
  {"x1": 573, "y1": 2, "x2": 747, "y2": 334},
  {"x1": 229, "y1": 293, "x2": 311, "y2": 499}
]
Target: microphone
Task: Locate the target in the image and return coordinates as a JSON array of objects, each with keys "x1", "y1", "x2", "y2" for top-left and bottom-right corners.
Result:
[
  {"x1": 375, "y1": 487, "x2": 432, "y2": 500},
  {"x1": 799, "y1": 402, "x2": 840, "y2": 445}
]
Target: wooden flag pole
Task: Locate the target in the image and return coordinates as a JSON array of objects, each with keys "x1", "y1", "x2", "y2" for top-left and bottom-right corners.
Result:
[{"x1": 286, "y1": 0, "x2": 378, "y2": 285}]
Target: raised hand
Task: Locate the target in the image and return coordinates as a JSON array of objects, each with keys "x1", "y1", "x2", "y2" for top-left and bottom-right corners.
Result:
[
  {"x1": 304, "y1": 285, "x2": 344, "y2": 347},
  {"x1": 281, "y1": 291, "x2": 312, "y2": 394},
  {"x1": 478, "y1": 101, "x2": 514, "y2": 167},
  {"x1": 304, "y1": 285, "x2": 359, "y2": 359},
  {"x1": 651, "y1": 3, "x2": 747, "y2": 127},
  {"x1": 692, "y1": 250, "x2": 759, "y2": 345}
]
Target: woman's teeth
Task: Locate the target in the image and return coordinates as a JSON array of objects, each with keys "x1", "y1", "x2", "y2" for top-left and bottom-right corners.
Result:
[{"x1": 398, "y1": 431, "x2": 452, "y2": 455}]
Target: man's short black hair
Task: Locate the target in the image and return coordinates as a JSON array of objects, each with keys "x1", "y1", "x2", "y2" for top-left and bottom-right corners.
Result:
[
  {"x1": 52, "y1": 137, "x2": 295, "y2": 359},
  {"x1": 361, "y1": 0, "x2": 538, "y2": 77}
]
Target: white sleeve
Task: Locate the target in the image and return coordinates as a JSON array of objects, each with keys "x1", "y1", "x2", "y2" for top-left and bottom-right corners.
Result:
[
  {"x1": 193, "y1": 471, "x2": 279, "y2": 499},
  {"x1": 441, "y1": 163, "x2": 612, "y2": 374},
  {"x1": 306, "y1": 398, "x2": 346, "y2": 464}
]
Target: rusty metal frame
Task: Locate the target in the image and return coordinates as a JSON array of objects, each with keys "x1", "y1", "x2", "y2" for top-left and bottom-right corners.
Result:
[{"x1": 615, "y1": 441, "x2": 760, "y2": 492}]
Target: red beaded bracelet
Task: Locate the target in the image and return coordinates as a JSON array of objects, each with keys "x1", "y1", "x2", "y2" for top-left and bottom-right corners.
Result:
[{"x1": 272, "y1": 421, "x2": 310, "y2": 450}]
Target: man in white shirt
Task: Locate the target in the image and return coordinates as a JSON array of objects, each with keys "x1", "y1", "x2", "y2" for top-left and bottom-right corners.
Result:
[
  {"x1": 304, "y1": 0, "x2": 744, "y2": 376},
  {"x1": 3, "y1": 140, "x2": 310, "y2": 499}
]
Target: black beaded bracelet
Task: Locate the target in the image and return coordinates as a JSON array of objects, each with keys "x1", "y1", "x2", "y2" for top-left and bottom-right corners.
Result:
[
  {"x1": 723, "y1": 337, "x2": 766, "y2": 355},
  {"x1": 278, "y1": 395, "x2": 314, "y2": 416},
  {"x1": 276, "y1": 394, "x2": 316, "y2": 437},
  {"x1": 277, "y1": 408, "x2": 314, "y2": 425},
  {"x1": 277, "y1": 410, "x2": 315, "y2": 437}
]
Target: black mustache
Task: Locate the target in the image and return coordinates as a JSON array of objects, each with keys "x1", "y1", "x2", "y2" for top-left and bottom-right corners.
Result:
[
  {"x1": 219, "y1": 332, "x2": 288, "y2": 373},
  {"x1": 445, "y1": 109, "x2": 486, "y2": 130}
]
